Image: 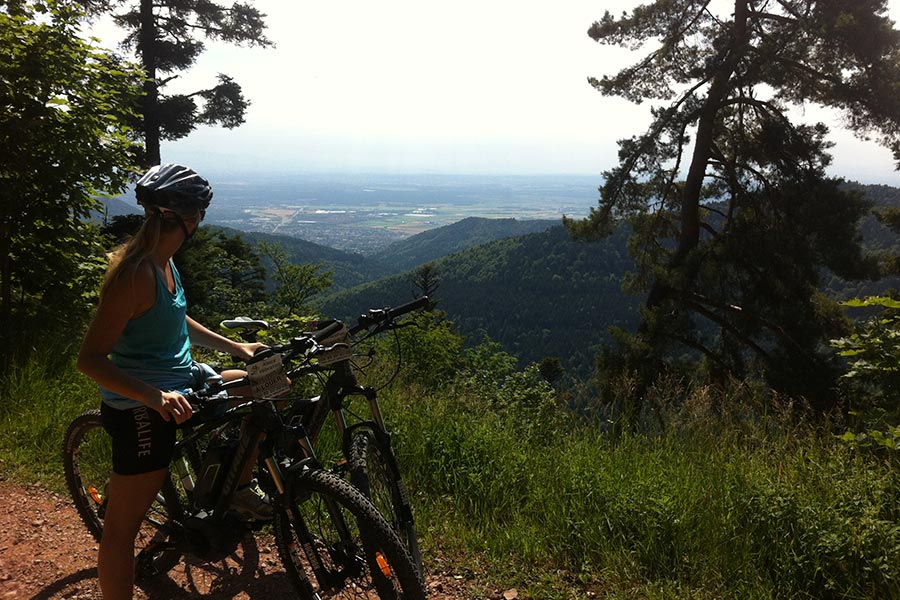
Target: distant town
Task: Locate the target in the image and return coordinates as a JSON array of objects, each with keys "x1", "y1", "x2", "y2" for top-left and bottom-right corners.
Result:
[{"x1": 201, "y1": 172, "x2": 599, "y2": 254}]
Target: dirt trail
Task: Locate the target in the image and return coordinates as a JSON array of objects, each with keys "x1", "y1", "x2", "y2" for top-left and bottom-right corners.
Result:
[{"x1": 0, "y1": 483, "x2": 489, "y2": 599}]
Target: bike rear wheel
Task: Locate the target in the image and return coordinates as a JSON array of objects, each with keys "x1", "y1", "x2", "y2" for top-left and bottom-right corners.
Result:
[
  {"x1": 62, "y1": 409, "x2": 183, "y2": 577},
  {"x1": 349, "y1": 429, "x2": 422, "y2": 575},
  {"x1": 273, "y1": 467, "x2": 425, "y2": 600}
]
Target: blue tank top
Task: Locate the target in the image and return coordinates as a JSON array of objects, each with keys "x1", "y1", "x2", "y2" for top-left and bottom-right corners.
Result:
[{"x1": 101, "y1": 260, "x2": 193, "y2": 409}]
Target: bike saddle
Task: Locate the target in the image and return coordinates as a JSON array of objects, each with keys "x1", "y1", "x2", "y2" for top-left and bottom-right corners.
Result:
[{"x1": 220, "y1": 316, "x2": 269, "y2": 331}]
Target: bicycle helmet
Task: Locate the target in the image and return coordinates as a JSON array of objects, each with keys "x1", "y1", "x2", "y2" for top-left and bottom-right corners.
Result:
[{"x1": 135, "y1": 163, "x2": 213, "y2": 213}]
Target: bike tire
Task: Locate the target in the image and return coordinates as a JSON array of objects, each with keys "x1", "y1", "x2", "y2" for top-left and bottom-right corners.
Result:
[
  {"x1": 62, "y1": 409, "x2": 183, "y2": 578},
  {"x1": 349, "y1": 430, "x2": 423, "y2": 575},
  {"x1": 273, "y1": 467, "x2": 426, "y2": 600}
]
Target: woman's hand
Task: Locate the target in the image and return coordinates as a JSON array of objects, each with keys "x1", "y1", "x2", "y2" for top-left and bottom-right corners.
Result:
[
  {"x1": 151, "y1": 391, "x2": 194, "y2": 424},
  {"x1": 233, "y1": 342, "x2": 267, "y2": 362}
]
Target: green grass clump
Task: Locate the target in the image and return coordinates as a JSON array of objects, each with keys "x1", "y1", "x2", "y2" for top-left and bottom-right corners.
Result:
[
  {"x1": 383, "y1": 379, "x2": 900, "y2": 599},
  {"x1": 0, "y1": 356, "x2": 97, "y2": 487}
]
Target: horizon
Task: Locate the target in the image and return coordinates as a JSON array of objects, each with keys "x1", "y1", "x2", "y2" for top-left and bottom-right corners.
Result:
[{"x1": 103, "y1": 172, "x2": 602, "y2": 253}]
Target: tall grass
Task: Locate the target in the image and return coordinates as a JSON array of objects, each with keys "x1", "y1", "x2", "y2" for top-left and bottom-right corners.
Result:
[
  {"x1": 383, "y1": 378, "x2": 900, "y2": 599},
  {"x1": 0, "y1": 355, "x2": 97, "y2": 486}
]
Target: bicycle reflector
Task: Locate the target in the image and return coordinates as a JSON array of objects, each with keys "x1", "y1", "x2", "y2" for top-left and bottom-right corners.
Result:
[
  {"x1": 88, "y1": 486, "x2": 104, "y2": 505},
  {"x1": 375, "y1": 552, "x2": 393, "y2": 578}
]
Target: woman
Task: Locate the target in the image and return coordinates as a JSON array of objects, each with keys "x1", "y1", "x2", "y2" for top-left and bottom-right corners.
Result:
[{"x1": 77, "y1": 164, "x2": 269, "y2": 600}]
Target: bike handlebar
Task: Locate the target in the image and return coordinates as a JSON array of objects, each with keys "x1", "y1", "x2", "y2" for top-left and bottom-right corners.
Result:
[
  {"x1": 185, "y1": 296, "x2": 432, "y2": 415},
  {"x1": 348, "y1": 296, "x2": 430, "y2": 335},
  {"x1": 314, "y1": 319, "x2": 345, "y2": 341},
  {"x1": 233, "y1": 295, "x2": 430, "y2": 375}
]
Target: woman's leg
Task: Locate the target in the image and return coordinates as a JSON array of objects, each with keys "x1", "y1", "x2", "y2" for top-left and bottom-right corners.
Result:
[{"x1": 97, "y1": 468, "x2": 168, "y2": 600}]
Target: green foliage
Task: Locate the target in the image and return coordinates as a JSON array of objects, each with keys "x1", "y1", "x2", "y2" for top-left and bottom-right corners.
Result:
[
  {"x1": 257, "y1": 241, "x2": 333, "y2": 318},
  {"x1": 409, "y1": 262, "x2": 440, "y2": 302},
  {"x1": 731, "y1": 469, "x2": 900, "y2": 597},
  {"x1": 0, "y1": 0, "x2": 142, "y2": 365},
  {"x1": 537, "y1": 356, "x2": 565, "y2": 386},
  {"x1": 176, "y1": 227, "x2": 268, "y2": 324},
  {"x1": 831, "y1": 296, "x2": 900, "y2": 465},
  {"x1": 832, "y1": 296, "x2": 900, "y2": 410},
  {"x1": 391, "y1": 373, "x2": 900, "y2": 599},
  {"x1": 319, "y1": 225, "x2": 639, "y2": 375},
  {"x1": 0, "y1": 353, "x2": 96, "y2": 486},
  {"x1": 366, "y1": 311, "x2": 466, "y2": 390},
  {"x1": 840, "y1": 426, "x2": 900, "y2": 455},
  {"x1": 569, "y1": 0, "x2": 900, "y2": 409}
]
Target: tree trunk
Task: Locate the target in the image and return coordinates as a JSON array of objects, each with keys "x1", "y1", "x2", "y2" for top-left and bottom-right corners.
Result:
[
  {"x1": 139, "y1": 0, "x2": 160, "y2": 166},
  {"x1": 0, "y1": 221, "x2": 11, "y2": 370},
  {"x1": 646, "y1": 0, "x2": 749, "y2": 309}
]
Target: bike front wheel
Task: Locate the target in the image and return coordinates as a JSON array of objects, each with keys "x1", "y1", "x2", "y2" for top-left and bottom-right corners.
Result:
[
  {"x1": 273, "y1": 467, "x2": 425, "y2": 600},
  {"x1": 349, "y1": 429, "x2": 422, "y2": 575},
  {"x1": 62, "y1": 409, "x2": 183, "y2": 578}
]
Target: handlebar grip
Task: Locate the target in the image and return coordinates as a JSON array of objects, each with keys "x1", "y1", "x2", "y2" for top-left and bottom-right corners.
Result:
[
  {"x1": 247, "y1": 346, "x2": 277, "y2": 364},
  {"x1": 348, "y1": 296, "x2": 430, "y2": 335},
  {"x1": 386, "y1": 296, "x2": 430, "y2": 321},
  {"x1": 313, "y1": 320, "x2": 344, "y2": 341}
]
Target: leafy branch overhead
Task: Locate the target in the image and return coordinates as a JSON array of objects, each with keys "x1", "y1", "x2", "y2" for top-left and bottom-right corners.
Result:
[
  {"x1": 0, "y1": 0, "x2": 144, "y2": 366},
  {"x1": 80, "y1": 0, "x2": 272, "y2": 165},
  {"x1": 569, "y1": 0, "x2": 900, "y2": 409}
]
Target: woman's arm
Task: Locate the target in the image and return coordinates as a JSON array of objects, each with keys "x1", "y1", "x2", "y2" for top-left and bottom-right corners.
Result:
[
  {"x1": 77, "y1": 262, "x2": 193, "y2": 423},
  {"x1": 186, "y1": 315, "x2": 264, "y2": 361}
]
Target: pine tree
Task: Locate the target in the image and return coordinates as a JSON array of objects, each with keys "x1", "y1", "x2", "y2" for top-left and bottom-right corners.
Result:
[
  {"x1": 257, "y1": 242, "x2": 333, "y2": 317},
  {"x1": 568, "y1": 0, "x2": 900, "y2": 409},
  {"x1": 411, "y1": 262, "x2": 441, "y2": 303},
  {"x1": 82, "y1": 0, "x2": 271, "y2": 165}
]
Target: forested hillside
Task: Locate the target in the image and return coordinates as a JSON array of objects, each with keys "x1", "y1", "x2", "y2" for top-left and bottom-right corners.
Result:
[
  {"x1": 371, "y1": 216, "x2": 558, "y2": 273},
  {"x1": 230, "y1": 228, "x2": 389, "y2": 290},
  {"x1": 846, "y1": 181, "x2": 900, "y2": 251},
  {"x1": 824, "y1": 182, "x2": 900, "y2": 299},
  {"x1": 312, "y1": 182, "x2": 900, "y2": 373},
  {"x1": 317, "y1": 224, "x2": 638, "y2": 374}
]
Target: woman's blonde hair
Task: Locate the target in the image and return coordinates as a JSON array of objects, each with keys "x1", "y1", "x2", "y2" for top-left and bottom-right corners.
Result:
[{"x1": 101, "y1": 210, "x2": 163, "y2": 296}]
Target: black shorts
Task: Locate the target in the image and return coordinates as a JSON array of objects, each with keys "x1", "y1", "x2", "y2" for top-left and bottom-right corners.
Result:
[{"x1": 101, "y1": 402, "x2": 176, "y2": 475}]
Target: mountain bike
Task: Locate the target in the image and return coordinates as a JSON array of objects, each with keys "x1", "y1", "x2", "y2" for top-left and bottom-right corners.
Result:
[
  {"x1": 62, "y1": 328, "x2": 426, "y2": 600},
  {"x1": 222, "y1": 296, "x2": 429, "y2": 574}
]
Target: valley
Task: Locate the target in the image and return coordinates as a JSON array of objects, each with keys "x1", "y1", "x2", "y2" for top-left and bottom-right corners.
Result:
[{"x1": 202, "y1": 172, "x2": 597, "y2": 253}]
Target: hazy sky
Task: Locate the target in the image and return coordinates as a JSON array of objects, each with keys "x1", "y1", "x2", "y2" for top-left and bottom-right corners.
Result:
[{"x1": 89, "y1": 0, "x2": 900, "y2": 184}]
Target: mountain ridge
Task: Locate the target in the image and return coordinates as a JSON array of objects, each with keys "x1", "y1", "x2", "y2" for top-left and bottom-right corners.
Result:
[
  {"x1": 316, "y1": 224, "x2": 639, "y2": 373},
  {"x1": 371, "y1": 216, "x2": 559, "y2": 273}
]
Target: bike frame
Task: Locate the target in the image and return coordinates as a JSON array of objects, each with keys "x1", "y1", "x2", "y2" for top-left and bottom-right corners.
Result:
[{"x1": 168, "y1": 394, "x2": 322, "y2": 522}]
